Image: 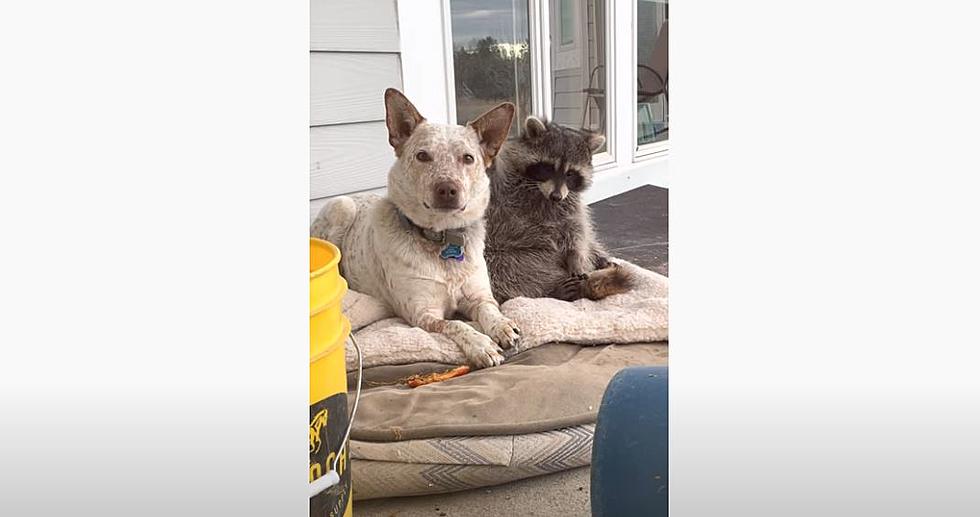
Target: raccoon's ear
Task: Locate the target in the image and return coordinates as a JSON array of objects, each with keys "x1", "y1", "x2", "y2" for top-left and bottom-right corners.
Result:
[
  {"x1": 384, "y1": 88, "x2": 426, "y2": 156},
  {"x1": 524, "y1": 116, "x2": 547, "y2": 139},
  {"x1": 586, "y1": 132, "x2": 606, "y2": 152},
  {"x1": 468, "y1": 102, "x2": 515, "y2": 166}
]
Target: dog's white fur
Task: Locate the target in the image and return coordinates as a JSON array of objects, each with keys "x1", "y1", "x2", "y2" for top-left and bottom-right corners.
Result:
[{"x1": 311, "y1": 89, "x2": 520, "y2": 368}]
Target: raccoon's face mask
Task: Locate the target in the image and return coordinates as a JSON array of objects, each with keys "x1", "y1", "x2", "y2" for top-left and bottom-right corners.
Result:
[
  {"x1": 515, "y1": 116, "x2": 603, "y2": 203},
  {"x1": 524, "y1": 161, "x2": 587, "y2": 202}
]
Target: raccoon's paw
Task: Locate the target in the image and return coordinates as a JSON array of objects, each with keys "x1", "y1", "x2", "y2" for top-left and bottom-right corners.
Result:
[
  {"x1": 592, "y1": 254, "x2": 613, "y2": 270},
  {"x1": 486, "y1": 316, "x2": 522, "y2": 351},
  {"x1": 459, "y1": 333, "x2": 505, "y2": 369},
  {"x1": 551, "y1": 274, "x2": 587, "y2": 301}
]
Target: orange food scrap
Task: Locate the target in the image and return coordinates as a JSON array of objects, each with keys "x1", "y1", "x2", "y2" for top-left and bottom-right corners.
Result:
[{"x1": 406, "y1": 365, "x2": 471, "y2": 388}]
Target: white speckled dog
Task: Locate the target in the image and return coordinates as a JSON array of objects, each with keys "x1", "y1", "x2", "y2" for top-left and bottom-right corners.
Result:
[{"x1": 311, "y1": 89, "x2": 520, "y2": 368}]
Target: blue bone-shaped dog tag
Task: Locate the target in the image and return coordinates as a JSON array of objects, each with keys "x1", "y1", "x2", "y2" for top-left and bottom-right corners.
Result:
[
  {"x1": 439, "y1": 229, "x2": 466, "y2": 261},
  {"x1": 440, "y1": 243, "x2": 465, "y2": 261}
]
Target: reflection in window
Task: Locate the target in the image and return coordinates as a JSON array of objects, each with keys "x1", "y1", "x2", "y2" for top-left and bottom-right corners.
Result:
[
  {"x1": 637, "y1": 0, "x2": 668, "y2": 145},
  {"x1": 450, "y1": 0, "x2": 531, "y2": 137},
  {"x1": 550, "y1": 0, "x2": 608, "y2": 154},
  {"x1": 559, "y1": 0, "x2": 575, "y2": 45}
]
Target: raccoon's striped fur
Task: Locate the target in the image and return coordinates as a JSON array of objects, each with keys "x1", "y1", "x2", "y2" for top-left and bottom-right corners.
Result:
[{"x1": 484, "y1": 116, "x2": 634, "y2": 303}]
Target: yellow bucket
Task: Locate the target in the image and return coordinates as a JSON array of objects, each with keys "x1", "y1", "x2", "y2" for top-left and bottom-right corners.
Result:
[{"x1": 310, "y1": 238, "x2": 353, "y2": 517}]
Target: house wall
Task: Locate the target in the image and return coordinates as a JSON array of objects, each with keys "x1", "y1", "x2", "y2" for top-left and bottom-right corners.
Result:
[
  {"x1": 310, "y1": 0, "x2": 668, "y2": 223},
  {"x1": 310, "y1": 0, "x2": 402, "y2": 221}
]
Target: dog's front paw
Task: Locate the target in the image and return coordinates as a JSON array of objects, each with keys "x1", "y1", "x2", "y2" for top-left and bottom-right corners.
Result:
[
  {"x1": 460, "y1": 333, "x2": 505, "y2": 369},
  {"x1": 487, "y1": 317, "x2": 522, "y2": 350}
]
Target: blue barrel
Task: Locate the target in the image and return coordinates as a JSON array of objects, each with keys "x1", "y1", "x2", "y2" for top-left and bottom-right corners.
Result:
[{"x1": 591, "y1": 366, "x2": 668, "y2": 517}]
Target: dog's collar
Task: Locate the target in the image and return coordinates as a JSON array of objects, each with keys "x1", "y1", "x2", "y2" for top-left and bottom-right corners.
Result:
[{"x1": 395, "y1": 209, "x2": 468, "y2": 261}]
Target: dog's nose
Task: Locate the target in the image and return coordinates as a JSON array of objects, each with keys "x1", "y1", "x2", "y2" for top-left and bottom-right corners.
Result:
[
  {"x1": 549, "y1": 191, "x2": 563, "y2": 202},
  {"x1": 432, "y1": 180, "x2": 463, "y2": 209}
]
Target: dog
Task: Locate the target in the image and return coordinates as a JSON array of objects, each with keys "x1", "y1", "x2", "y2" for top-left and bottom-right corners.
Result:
[
  {"x1": 311, "y1": 89, "x2": 521, "y2": 368},
  {"x1": 484, "y1": 116, "x2": 633, "y2": 302}
]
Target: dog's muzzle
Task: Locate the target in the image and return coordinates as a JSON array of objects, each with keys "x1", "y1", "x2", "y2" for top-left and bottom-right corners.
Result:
[{"x1": 430, "y1": 180, "x2": 464, "y2": 210}]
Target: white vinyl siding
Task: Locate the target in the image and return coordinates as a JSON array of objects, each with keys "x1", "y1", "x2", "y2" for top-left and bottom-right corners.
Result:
[
  {"x1": 310, "y1": 53, "x2": 402, "y2": 126},
  {"x1": 311, "y1": 0, "x2": 400, "y2": 52},
  {"x1": 310, "y1": 122, "x2": 392, "y2": 199},
  {"x1": 310, "y1": 0, "x2": 401, "y2": 217}
]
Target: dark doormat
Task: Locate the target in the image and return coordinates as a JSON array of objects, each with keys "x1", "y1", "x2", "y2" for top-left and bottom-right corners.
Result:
[{"x1": 590, "y1": 185, "x2": 668, "y2": 276}]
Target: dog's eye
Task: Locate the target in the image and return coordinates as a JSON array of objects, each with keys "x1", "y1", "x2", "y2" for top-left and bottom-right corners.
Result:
[
  {"x1": 462, "y1": 153, "x2": 475, "y2": 165},
  {"x1": 415, "y1": 150, "x2": 432, "y2": 162}
]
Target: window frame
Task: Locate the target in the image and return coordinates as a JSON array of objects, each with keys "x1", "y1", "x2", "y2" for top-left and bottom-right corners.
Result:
[
  {"x1": 633, "y1": 0, "x2": 669, "y2": 161},
  {"x1": 402, "y1": 0, "x2": 666, "y2": 173},
  {"x1": 535, "y1": 0, "x2": 618, "y2": 168}
]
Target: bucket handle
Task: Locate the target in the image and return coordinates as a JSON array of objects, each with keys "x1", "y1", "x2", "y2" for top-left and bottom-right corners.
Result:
[{"x1": 309, "y1": 333, "x2": 363, "y2": 498}]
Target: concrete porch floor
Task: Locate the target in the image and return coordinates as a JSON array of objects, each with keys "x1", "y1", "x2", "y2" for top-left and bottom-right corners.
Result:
[{"x1": 355, "y1": 185, "x2": 668, "y2": 516}]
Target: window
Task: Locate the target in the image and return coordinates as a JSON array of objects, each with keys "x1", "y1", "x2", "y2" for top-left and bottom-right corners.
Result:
[
  {"x1": 445, "y1": 1, "x2": 668, "y2": 161},
  {"x1": 449, "y1": 0, "x2": 532, "y2": 137},
  {"x1": 637, "y1": 0, "x2": 668, "y2": 145},
  {"x1": 550, "y1": 0, "x2": 608, "y2": 154},
  {"x1": 559, "y1": 0, "x2": 575, "y2": 45}
]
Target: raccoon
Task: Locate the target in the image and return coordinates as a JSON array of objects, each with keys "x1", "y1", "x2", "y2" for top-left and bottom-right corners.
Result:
[{"x1": 484, "y1": 116, "x2": 633, "y2": 303}]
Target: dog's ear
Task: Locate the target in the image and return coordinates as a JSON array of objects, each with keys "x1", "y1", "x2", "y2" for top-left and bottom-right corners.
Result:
[
  {"x1": 524, "y1": 116, "x2": 547, "y2": 139},
  {"x1": 468, "y1": 102, "x2": 515, "y2": 166},
  {"x1": 586, "y1": 131, "x2": 606, "y2": 152},
  {"x1": 384, "y1": 88, "x2": 425, "y2": 156}
]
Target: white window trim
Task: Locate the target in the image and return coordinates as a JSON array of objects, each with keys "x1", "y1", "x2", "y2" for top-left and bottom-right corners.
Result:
[
  {"x1": 530, "y1": 0, "x2": 552, "y2": 123},
  {"x1": 593, "y1": 0, "x2": 617, "y2": 168},
  {"x1": 397, "y1": 0, "x2": 667, "y2": 193},
  {"x1": 635, "y1": 141, "x2": 670, "y2": 161},
  {"x1": 610, "y1": 0, "x2": 630, "y2": 168},
  {"x1": 397, "y1": 0, "x2": 455, "y2": 125}
]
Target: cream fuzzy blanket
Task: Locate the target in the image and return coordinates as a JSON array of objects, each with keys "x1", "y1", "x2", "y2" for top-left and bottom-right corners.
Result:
[{"x1": 342, "y1": 260, "x2": 668, "y2": 370}]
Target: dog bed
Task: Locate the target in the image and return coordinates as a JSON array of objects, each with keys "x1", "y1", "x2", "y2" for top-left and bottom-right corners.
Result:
[
  {"x1": 352, "y1": 425, "x2": 598, "y2": 499},
  {"x1": 337, "y1": 261, "x2": 668, "y2": 499},
  {"x1": 347, "y1": 343, "x2": 667, "y2": 499},
  {"x1": 341, "y1": 260, "x2": 668, "y2": 369}
]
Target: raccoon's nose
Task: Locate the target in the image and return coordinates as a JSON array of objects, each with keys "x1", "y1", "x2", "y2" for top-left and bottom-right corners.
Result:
[
  {"x1": 432, "y1": 180, "x2": 463, "y2": 209},
  {"x1": 549, "y1": 191, "x2": 563, "y2": 202}
]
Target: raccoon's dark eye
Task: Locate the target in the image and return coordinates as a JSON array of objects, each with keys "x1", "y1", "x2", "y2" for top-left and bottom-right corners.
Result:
[
  {"x1": 525, "y1": 162, "x2": 555, "y2": 181},
  {"x1": 415, "y1": 150, "x2": 432, "y2": 162},
  {"x1": 566, "y1": 170, "x2": 585, "y2": 191},
  {"x1": 462, "y1": 153, "x2": 475, "y2": 164},
  {"x1": 565, "y1": 169, "x2": 577, "y2": 177}
]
